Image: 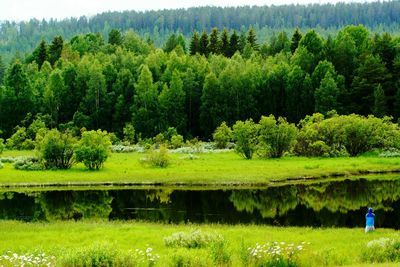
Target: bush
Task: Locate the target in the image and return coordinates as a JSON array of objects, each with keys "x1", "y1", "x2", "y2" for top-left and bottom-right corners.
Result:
[
  {"x1": 168, "y1": 249, "x2": 212, "y2": 267},
  {"x1": 210, "y1": 240, "x2": 231, "y2": 266},
  {"x1": 170, "y1": 134, "x2": 184, "y2": 149},
  {"x1": 141, "y1": 145, "x2": 170, "y2": 168},
  {"x1": 40, "y1": 129, "x2": 76, "y2": 169},
  {"x1": 0, "y1": 162, "x2": 3, "y2": 169},
  {"x1": 361, "y1": 237, "x2": 400, "y2": 263},
  {"x1": 13, "y1": 157, "x2": 43, "y2": 171},
  {"x1": 257, "y1": 115, "x2": 297, "y2": 158},
  {"x1": 123, "y1": 123, "x2": 135, "y2": 144},
  {"x1": 75, "y1": 130, "x2": 111, "y2": 170},
  {"x1": 164, "y1": 230, "x2": 224, "y2": 248},
  {"x1": 213, "y1": 122, "x2": 232, "y2": 149},
  {"x1": 0, "y1": 156, "x2": 17, "y2": 163},
  {"x1": 6, "y1": 127, "x2": 28, "y2": 150},
  {"x1": 232, "y1": 119, "x2": 258, "y2": 159}
]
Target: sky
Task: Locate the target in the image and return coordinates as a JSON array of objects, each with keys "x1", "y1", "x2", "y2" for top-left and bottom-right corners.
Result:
[{"x1": 0, "y1": 0, "x2": 373, "y2": 22}]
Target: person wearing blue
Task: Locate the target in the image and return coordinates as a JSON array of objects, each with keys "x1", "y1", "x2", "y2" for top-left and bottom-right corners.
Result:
[{"x1": 365, "y1": 207, "x2": 375, "y2": 233}]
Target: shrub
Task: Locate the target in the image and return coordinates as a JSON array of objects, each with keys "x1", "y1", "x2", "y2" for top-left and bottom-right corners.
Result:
[
  {"x1": 170, "y1": 134, "x2": 184, "y2": 149},
  {"x1": 213, "y1": 122, "x2": 232, "y2": 149},
  {"x1": 141, "y1": 145, "x2": 170, "y2": 168},
  {"x1": 0, "y1": 156, "x2": 17, "y2": 163},
  {"x1": 40, "y1": 129, "x2": 76, "y2": 169},
  {"x1": 210, "y1": 240, "x2": 231, "y2": 266},
  {"x1": 258, "y1": 115, "x2": 297, "y2": 158},
  {"x1": 6, "y1": 127, "x2": 28, "y2": 150},
  {"x1": 168, "y1": 249, "x2": 212, "y2": 267},
  {"x1": 0, "y1": 162, "x2": 3, "y2": 169},
  {"x1": 123, "y1": 123, "x2": 136, "y2": 144},
  {"x1": 13, "y1": 157, "x2": 43, "y2": 170},
  {"x1": 164, "y1": 230, "x2": 224, "y2": 248},
  {"x1": 232, "y1": 119, "x2": 258, "y2": 159},
  {"x1": 75, "y1": 130, "x2": 111, "y2": 170},
  {"x1": 361, "y1": 237, "x2": 400, "y2": 263}
]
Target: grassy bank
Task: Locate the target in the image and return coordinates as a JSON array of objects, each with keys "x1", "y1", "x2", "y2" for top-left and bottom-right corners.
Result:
[
  {"x1": 0, "y1": 220, "x2": 399, "y2": 266},
  {"x1": 1, "y1": 150, "x2": 400, "y2": 186}
]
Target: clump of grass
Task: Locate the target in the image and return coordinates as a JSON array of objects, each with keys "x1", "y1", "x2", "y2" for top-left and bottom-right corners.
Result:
[
  {"x1": 164, "y1": 230, "x2": 224, "y2": 249},
  {"x1": 361, "y1": 237, "x2": 400, "y2": 263},
  {"x1": 168, "y1": 249, "x2": 212, "y2": 267},
  {"x1": 210, "y1": 239, "x2": 231, "y2": 266},
  {"x1": 0, "y1": 251, "x2": 56, "y2": 266},
  {"x1": 140, "y1": 145, "x2": 171, "y2": 168},
  {"x1": 243, "y1": 241, "x2": 307, "y2": 267},
  {"x1": 60, "y1": 243, "x2": 159, "y2": 267}
]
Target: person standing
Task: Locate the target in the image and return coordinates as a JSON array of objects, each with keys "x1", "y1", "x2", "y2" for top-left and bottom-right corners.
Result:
[{"x1": 365, "y1": 208, "x2": 375, "y2": 233}]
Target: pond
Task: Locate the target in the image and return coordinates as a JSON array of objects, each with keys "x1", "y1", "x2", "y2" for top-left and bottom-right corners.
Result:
[{"x1": 1, "y1": 177, "x2": 400, "y2": 228}]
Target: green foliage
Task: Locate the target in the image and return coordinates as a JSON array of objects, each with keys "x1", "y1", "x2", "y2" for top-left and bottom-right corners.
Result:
[
  {"x1": 210, "y1": 240, "x2": 231, "y2": 266},
  {"x1": 123, "y1": 123, "x2": 135, "y2": 144},
  {"x1": 13, "y1": 156, "x2": 43, "y2": 171},
  {"x1": 170, "y1": 134, "x2": 184, "y2": 149},
  {"x1": 0, "y1": 138, "x2": 4, "y2": 154},
  {"x1": 164, "y1": 230, "x2": 224, "y2": 248},
  {"x1": 141, "y1": 145, "x2": 171, "y2": 168},
  {"x1": 60, "y1": 243, "x2": 159, "y2": 267},
  {"x1": 75, "y1": 130, "x2": 111, "y2": 170},
  {"x1": 361, "y1": 237, "x2": 400, "y2": 263},
  {"x1": 257, "y1": 115, "x2": 297, "y2": 158},
  {"x1": 213, "y1": 122, "x2": 233, "y2": 149},
  {"x1": 40, "y1": 129, "x2": 76, "y2": 169},
  {"x1": 232, "y1": 119, "x2": 258, "y2": 159}
]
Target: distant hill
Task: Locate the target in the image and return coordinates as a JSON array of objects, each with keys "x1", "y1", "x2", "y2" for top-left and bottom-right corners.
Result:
[{"x1": 1, "y1": 1, "x2": 400, "y2": 63}]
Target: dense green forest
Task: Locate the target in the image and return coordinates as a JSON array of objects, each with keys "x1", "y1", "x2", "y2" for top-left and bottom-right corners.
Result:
[
  {"x1": 1, "y1": 1, "x2": 400, "y2": 63},
  {"x1": 0, "y1": 24, "x2": 400, "y2": 144}
]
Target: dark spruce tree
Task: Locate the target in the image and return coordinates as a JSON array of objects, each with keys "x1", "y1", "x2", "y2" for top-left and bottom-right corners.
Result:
[
  {"x1": 189, "y1": 31, "x2": 200, "y2": 55},
  {"x1": 48, "y1": 36, "x2": 64, "y2": 66},
  {"x1": 247, "y1": 26, "x2": 259, "y2": 51},
  {"x1": 220, "y1": 29, "x2": 230, "y2": 57},
  {"x1": 229, "y1": 31, "x2": 239, "y2": 57},
  {"x1": 108, "y1": 29, "x2": 123, "y2": 46},
  {"x1": 290, "y1": 28, "x2": 302, "y2": 54},
  {"x1": 208, "y1": 28, "x2": 221, "y2": 55},
  {"x1": 199, "y1": 31, "x2": 209, "y2": 56}
]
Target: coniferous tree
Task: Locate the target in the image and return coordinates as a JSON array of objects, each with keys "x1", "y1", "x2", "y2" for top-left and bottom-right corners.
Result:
[
  {"x1": 208, "y1": 28, "x2": 221, "y2": 54},
  {"x1": 220, "y1": 29, "x2": 230, "y2": 57},
  {"x1": 0, "y1": 55, "x2": 5, "y2": 84},
  {"x1": 238, "y1": 30, "x2": 247, "y2": 53},
  {"x1": 315, "y1": 72, "x2": 340, "y2": 114},
  {"x1": 48, "y1": 36, "x2": 64, "y2": 66},
  {"x1": 290, "y1": 28, "x2": 302, "y2": 54},
  {"x1": 229, "y1": 31, "x2": 239, "y2": 57},
  {"x1": 372, "y1": 84, "x2": 386, "y2": 117},
  {"x1": 199, "y1": 31, "x2": 209, "y2": 56},
  {"x1": 108, "y1": 29, "x2": 123, "y2": 46},
  {"x1": 247, "y1": 26, "x2": 259, "y2": 50},
  {"x1": 189, "y1": 31, "x2": 200, "y2": 55}
]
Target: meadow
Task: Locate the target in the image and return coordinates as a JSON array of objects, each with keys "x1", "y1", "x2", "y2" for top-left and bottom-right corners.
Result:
[
  {"x1": 1, "y1": 220, "x2": 399, "y2": 266},
  {"x1": 1, "y1": 150, "x2": 400, "y2": 187}
]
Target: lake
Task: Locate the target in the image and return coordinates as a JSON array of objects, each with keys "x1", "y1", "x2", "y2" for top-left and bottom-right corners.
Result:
[{"x1": 1, "y1": 177, "x2": 399, "y2": 228}]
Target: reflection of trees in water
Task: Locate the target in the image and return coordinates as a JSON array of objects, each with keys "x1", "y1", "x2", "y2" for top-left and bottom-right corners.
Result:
[
  {"x1": 230, "y1": 179, "x2": 400, "y2": 219},
  {"x1": 0, "y1": 191, "x2": 113, "y2": 221}
]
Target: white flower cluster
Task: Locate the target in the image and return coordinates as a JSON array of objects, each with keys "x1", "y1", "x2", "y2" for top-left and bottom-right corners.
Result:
[
  {"x1": 0, "y1": 251, "x2": 56, "y2": 267},
  {"x1": 248, "y1": 241, "x2": 308, "y2": 261},
  {"x1": 132, "y1": 245, "x2": 160, "y2": 265}
]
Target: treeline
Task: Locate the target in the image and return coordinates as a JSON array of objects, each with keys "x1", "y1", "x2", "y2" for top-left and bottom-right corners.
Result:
[
  {"x1": 1, "y1": 1, "x2": 400, "y2": 62},
  {"x1": 0, "y1": 25, "x2": 400, "y2": 142}
]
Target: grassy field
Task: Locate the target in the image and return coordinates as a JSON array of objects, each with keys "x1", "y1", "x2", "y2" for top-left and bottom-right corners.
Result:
[
  {"x1": 0, "y1": 220, "x2": 398, "y2": 266},
  {"x1": 1, "y1": 150, "x2": 400, "y2": 186}
]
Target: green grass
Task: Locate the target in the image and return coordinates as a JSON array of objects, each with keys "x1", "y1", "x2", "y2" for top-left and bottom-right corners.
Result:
[
  {"x1": 1, "y1": 150, "x2": 400, "y2": 186},
  {"x1": 0, "y1": 220, "x2": 398, "y2": 266}
]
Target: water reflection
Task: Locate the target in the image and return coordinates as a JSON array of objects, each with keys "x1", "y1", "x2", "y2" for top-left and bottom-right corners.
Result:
[{"x1": 1, "y1": 178, "x2": 400, "y2": 228}]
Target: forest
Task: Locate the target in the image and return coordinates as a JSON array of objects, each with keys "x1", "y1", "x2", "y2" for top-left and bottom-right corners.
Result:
[
  {"x1": 0, "y1": 23, "x2": 399, "y2": 146},
  {"x1": 1, "y1": 1, "x2": 400, "y2": 62}
]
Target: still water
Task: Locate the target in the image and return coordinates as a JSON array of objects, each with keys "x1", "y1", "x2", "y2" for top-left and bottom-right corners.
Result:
[{"x1": 1, "y1": 178, "x2": 400, "y2": 228}]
